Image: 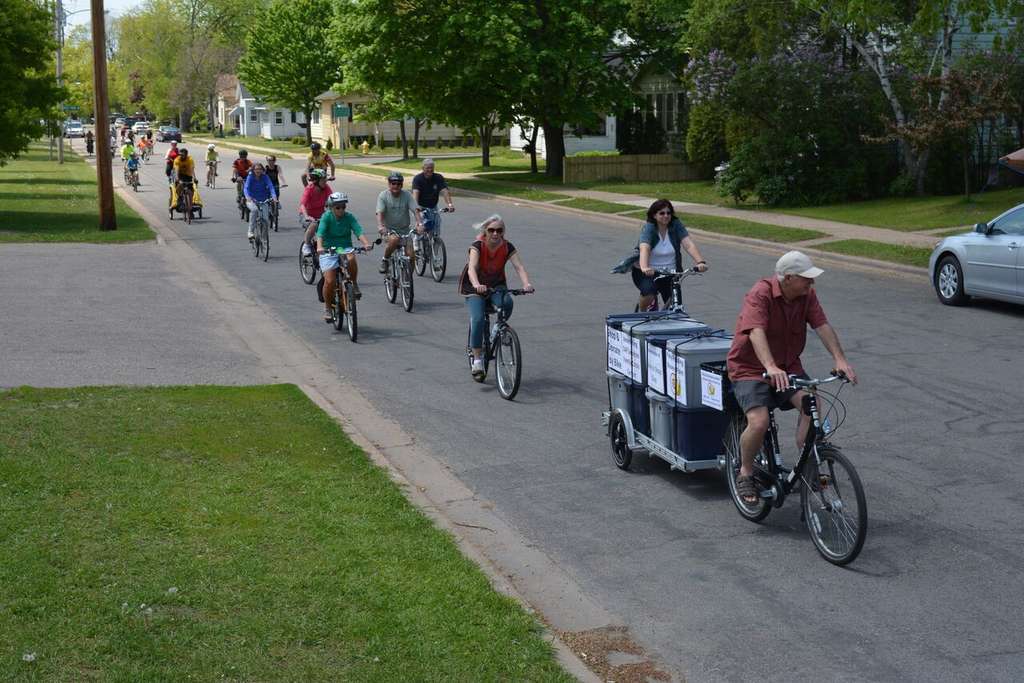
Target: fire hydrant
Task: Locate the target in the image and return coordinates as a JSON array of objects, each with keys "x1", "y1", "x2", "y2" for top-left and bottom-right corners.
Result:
[{"x1": 360, "y1": 140, "x2": 370, "y2": 155}]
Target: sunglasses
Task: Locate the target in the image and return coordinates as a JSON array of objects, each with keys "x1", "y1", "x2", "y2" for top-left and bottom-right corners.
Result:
[
  {"x1": 486, "y1": 227, "x2": 504, "y2": 234},
  {"x1": 389, "y1": 180, "x2": 403, "y2": 185},
  {"x1": 656, "y1": 210, "x2": 672, "y2": 216}
]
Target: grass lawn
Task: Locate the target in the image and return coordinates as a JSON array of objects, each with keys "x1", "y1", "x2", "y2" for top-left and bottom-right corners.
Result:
[
  {"x1": 0, "y1": 145, "x2": 154, "y2": 243},
  {"x1": 621, "y1": 210, "x2": 826, "y2": 243},
  {"x1": 449, "y1": 177, "x2": 570, "y2": 202},
  {"x1": 762, "y1": 187, "x2": 1024, "y2": 230},
  {"x1": 0, "y1": 385, "x2": 571, "y2": 681},
  {"x1": 379, "y1": 149, "x2": 533, "y2": 174},
  {"x1": 815, "y1": 239, "x2": 933, "y2": 268},
  {"x1": 553, "y1": 198, "x2": 639, "y2": 213},
  {"x1": 583, "y1": 179, "x2": 729, "y2": 206},
  {"x1": 183, "y1": 135, "x2": 307, "y2": 157}
]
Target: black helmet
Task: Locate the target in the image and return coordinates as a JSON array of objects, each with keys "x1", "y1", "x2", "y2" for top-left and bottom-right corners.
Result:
[
  {"x1": 239, "y1": 149, "x2": 248, "y2": 157},
  {"x1": 387, "y1": 171, "x2": 404, "y2": 182},
  {"x1": 311, "y1": 142, "x2": 321, "y2": 152}
]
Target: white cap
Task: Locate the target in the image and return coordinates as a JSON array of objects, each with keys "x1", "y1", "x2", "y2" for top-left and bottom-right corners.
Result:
[
  {"x1": 207, "y1": 143, "x2": 215, "y2": 149},
  {"x1": 776, "y1": 250, "x2": 823, "y2": 278}
]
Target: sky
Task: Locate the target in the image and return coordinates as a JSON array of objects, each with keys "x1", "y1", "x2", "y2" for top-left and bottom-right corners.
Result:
[{"x1": 64, "y1": 0, "x2": 141, "y2": 28}]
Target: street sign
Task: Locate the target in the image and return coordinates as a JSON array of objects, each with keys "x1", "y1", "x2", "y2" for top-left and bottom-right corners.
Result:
[
  {"x1": 63, "y1": 104, "x2": 80, "y2": 111},
  {"x1": 332, "y1": 104, "x2": 351, "y2": 118}
]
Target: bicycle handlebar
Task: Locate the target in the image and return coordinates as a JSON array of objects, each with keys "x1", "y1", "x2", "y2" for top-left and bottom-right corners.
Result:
[
  {"x1": 328, "y1": 245, "x2": 372, "y2": 255},
  {"x1": 762, "y1": 371, "x2": 850, "y2": 389},
  {"x1": 652, "y1": 267, "x2": 702, "y2": 280},
  {"x1": 482, "y1": 288, "x2": 533, "y2": 296}
]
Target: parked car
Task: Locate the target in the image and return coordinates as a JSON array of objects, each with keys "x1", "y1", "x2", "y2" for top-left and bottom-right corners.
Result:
[
  {"x1": 132, "y1": 120, "x2": 150, "y2": 134},
  {"x1": 64, "y1": 121, "x2": 85, "y2": 138},
  {"x1": 929, "y1": 202, "x2": 1024, "y2": 306},
  {"x1": 156, "y1": 126, "x2": 182, "y2": 142},
  {"x1": 114, "y1": 117, "x2": 127, "y2": 128}
]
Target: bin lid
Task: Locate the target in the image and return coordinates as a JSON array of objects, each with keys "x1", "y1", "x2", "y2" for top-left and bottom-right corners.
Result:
[
  {"x1": 606, "y1": 311, "x2": 694, "y2": 329},
  {"x1": 645, "y1": 328, "x2": 712, "y2": 348},
  {"x1": 620, "y1": 318, "x2": 707, "y2": 337},
  {"x1": 665, "y1": 333, "x2": 733, "y2": 356}
]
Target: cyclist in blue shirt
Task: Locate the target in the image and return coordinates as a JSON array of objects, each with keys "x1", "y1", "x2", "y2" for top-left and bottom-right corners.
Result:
[
  {"x1": 126, "y1": 153, "x2": 140, "y2": 185},
  {"x1": 243, "y1": 162, "x2": 278, "y2": 240}
]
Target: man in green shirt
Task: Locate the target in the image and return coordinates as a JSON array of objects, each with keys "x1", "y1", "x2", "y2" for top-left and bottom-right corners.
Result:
[
  {"x1": 376, "y1": 171, "x2": 422, "y2": 274},
  {"x1": 317, "y1": 191, "x2": 373, "y2": 322}
]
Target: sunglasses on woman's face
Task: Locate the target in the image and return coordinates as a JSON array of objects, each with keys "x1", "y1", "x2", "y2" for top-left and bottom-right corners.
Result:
[
  {"x1": 486, "y1": 227, "x2": 504, "y2": 234},
  {"x1": 656, "y1": 210, "x2": 672, "y2": 216}
]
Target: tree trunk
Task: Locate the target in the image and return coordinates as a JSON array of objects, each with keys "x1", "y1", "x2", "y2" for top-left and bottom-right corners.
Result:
[
  {"x1": 413, "y1": 117, "x2": 422, "y2": 158},
  {"x1": 542, "y1": 120, "x2": 565, "y2": 178},
  {"x1": 963, "y1": 147, "x2": 972, "y2": 200},
  {"x1": 305, "y1": 108, "x2": 314, "y2": 145},
  {"x1": 529, "y1": 124, "x2": 539, "y2": 174},
  {"x1": 479, "y1": 124, "x2": 491, "y2": 167},
  {"x1": 399, "y1": 119, "x2": 408, "y2": 160}
]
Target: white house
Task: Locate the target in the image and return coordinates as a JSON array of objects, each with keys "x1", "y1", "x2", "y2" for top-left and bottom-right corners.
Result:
[
  {"x1": 220, "y1": 81, "x2": 308, "y2": 139},
  {"x1": 509, "y1": 117, "x2": 617, "y2": 158}
]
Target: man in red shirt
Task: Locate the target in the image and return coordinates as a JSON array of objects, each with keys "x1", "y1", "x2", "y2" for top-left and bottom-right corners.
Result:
[{"x1": 726, "y1": 251, "x2": 857, "y2": 503}]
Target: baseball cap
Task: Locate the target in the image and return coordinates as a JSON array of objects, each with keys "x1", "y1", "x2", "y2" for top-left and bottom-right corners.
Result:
[{"x1": 776, "y1": 250, "x2": 823, "y2": 278}]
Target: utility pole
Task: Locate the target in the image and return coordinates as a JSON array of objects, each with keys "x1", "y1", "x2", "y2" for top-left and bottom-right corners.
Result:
[
  {"x1": 90, "y1": 0, "x2": 116, "y2": 230},
  {"x1": 56, "y1": 0, "x2": 65, "y2": 164}
]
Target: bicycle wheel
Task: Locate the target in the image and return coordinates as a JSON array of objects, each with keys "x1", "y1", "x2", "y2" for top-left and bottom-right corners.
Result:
[
  {"x1": 384, "y1": 258, "x2": 397, "y2": 303},
  {"x1": 414, "y1": 235, "x2": 427, "y2": 276},
  {"x1": 723, "y1": 411, "x2": 772, "y2": 522},
  {"x1": 344, "y1": 280, "x2": 358, "y2": 342},
  {"x1": 271, "y1": 203, "x2": 279, "y2": 232},
  {"x1": 299, "y1": 244, "x2": 317, "y2": 285},
  {"x1": 430, "y1": 237, "x2": 447, "y2": 282},
  {"x1": 400, "y1": 259, "x2": 414, "y2": 312},
  {"x1": 801, "y1": 445, "x2": 867, "y2": 566},
  {"x1": 261, "y1": 217, "x2": 270, "y2": 262},
  {"x1": 495, "y1": 326, "x2": 522, "y2": 400},
  {"x1": 332, "y1": 284, "x2": 344, "y2": 331},
  {"x1": 250, "y1": 224, "x2": 260, "y2": 258}
]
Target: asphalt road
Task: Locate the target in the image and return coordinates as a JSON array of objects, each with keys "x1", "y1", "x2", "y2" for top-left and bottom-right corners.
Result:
[{"x1": 114, "y1": 143, "x2": 1024, "y2": 682}]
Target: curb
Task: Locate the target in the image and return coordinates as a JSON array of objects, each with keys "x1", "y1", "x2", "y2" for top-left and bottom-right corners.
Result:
[
  {"x1": 337, "y1": 165, "x2": 930, "y2": 280},
  {"x1": 94, "y1": 157, "x2": 610, "y2": 683}
]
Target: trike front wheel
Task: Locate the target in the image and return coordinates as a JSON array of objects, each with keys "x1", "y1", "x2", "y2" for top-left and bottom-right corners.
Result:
[{"x1": 801, "y1": 445, "x2": 867, "y2": 566}]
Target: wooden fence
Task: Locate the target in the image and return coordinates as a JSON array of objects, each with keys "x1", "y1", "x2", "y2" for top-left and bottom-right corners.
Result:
[{"x1": 563, "y1": 154, "x2": 712, "y2": 184}]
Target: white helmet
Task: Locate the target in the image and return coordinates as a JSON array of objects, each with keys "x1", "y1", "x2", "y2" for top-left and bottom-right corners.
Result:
[
  {"x1": 327, "y1": 191, "x2": 349, "y2": 206},
  {"x1": 207, "y1": 143, "x2": 215, "y2": 149}
]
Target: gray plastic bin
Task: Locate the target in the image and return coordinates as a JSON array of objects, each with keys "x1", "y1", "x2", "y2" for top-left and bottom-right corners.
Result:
[
  {"x1": 664, "y1": 334, "x2": 734, "y2": 407},
  {"x1": 646, "y1": 389, "x2": 675, "y2": 449}
]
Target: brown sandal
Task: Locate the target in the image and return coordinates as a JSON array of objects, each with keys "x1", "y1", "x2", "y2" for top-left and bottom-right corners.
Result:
[{"x1": 736, "y1": 475, "x2": 760, "y2": 505}]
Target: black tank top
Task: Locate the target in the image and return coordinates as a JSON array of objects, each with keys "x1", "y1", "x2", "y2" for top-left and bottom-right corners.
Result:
[{"x1": 265, "y1": 165, "x2": 280, "y2": 186}]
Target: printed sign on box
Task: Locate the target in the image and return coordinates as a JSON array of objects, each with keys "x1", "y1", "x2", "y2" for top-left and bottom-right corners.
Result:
[
  {"x1": 700, "y1": 369, "x2": 724, "y2": 411},
  {"x1": 647, "y1": 343, "x2": 665, "y2": 394},
  {"x1": 606, "y1": 326, "x2": 629, "y2": 376},
  {"x1": 630, "y1": 336, "x2": 643, "y2": 383},
  {"x1": 670, "y1": 356, "x2": 687, "y2": 406}
]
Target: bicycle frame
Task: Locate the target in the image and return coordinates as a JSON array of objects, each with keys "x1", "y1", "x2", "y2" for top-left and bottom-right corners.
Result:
[{"x1": 751, "y1": 378, "x2": 839, "y2": 507}]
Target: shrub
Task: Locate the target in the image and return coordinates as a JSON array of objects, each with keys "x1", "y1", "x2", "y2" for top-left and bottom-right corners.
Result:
[
  {"x1": 685, "y1": 102, "x2": 727, "y2": 165},
  {"x1": 889, "y1": 173, "x2": 916, "y2": 197},
  {"x1": 325, "y1": 138, "x2": 333, "y2": 151},
  {"x1": 436, "y1": 137, "x2": 444, "y2": 148}
]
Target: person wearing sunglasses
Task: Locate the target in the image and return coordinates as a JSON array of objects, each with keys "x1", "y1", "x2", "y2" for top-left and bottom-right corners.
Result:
[
  {"x1": 376, "y1": 171, "x2": 423, "y2": 274},
  {"x1": 633, "y1": 198, "x2": 707, "y2": 311},
  {"x1": 459, "y1": 214, "x2": 534, "y2": 381}
]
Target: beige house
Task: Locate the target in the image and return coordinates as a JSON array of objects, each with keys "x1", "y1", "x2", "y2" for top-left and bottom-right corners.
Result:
[
  {"x1": 313, "y1": 90, "x2": 507, "y2": 150},
  {"x1": 215, "y1": 75, "x2": 239, "y2": 133}
]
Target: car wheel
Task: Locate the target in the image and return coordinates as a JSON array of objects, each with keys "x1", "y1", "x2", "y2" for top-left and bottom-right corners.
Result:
[{"x1": 934, "y1": 254, "x2": 969, "y2": 306}]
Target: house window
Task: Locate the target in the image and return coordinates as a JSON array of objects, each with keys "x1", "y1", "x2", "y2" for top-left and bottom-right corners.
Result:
[
  {"x1": 313, "y1": 108, "x2": 320, "y2": 124},
  {"x1": 250, "y1": 109, "x2": 257, "y2": 123},
  {"x1": 290, "y1": 111, "x2": 296, "y2": 124},
  {"x1": 568, "y1": 119, "x2": 607, "y2": 137},
  {"x1": 275, "y1": 111, "x2": 283, "y2": 125}
]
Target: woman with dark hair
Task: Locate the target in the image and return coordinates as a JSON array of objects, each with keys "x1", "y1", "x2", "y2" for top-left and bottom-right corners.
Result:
[{"x1": 632, "y1": 199, "x2": 707, "y2": 310}]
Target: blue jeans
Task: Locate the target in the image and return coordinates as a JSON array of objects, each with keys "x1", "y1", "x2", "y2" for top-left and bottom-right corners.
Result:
[{"x1": 467, "y1": 289, "x2": 513, "y2": 349}]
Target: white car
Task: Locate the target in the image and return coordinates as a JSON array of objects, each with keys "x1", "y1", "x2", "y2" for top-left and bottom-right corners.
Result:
[
  {"x1": 929, "y1": 202, "x2": 1024, "y2": 306},
  {"x1": 132, "y1": 121, "x2": 150, "y2": 134},
  {"x1": 64, "y1": 121, "x2": 85, "y2": 138}
]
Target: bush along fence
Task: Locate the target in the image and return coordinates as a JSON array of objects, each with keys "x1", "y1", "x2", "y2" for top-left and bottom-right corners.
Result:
[{"x1": 563, "y1": 153, "x2": 713, "y2": 184}]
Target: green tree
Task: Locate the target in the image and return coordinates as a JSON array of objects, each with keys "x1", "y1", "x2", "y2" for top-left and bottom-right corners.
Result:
[
  {"x1": 239, "y1": 0, "x2": 337, "y2": 144},
  {"x1": 0, "y1": 0, "x2": 65, "y2": 163}
]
